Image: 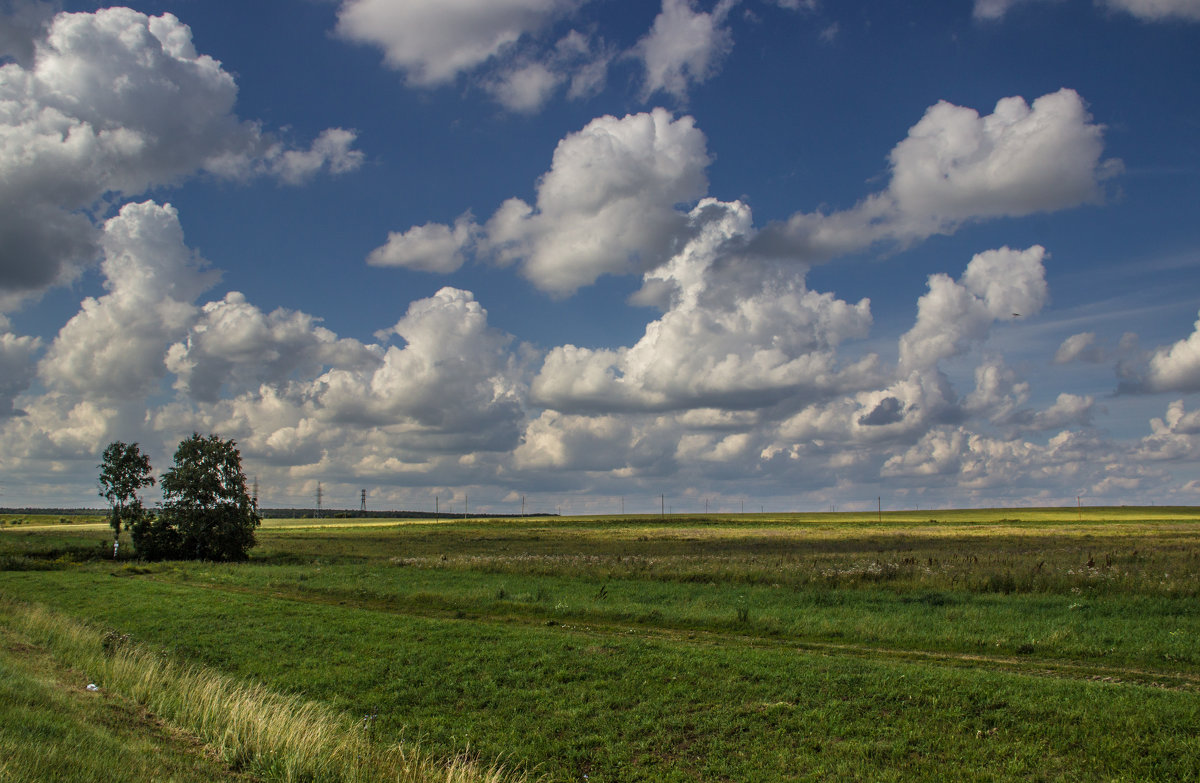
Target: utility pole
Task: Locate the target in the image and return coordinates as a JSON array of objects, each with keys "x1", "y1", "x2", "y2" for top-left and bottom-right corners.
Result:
[
  {"x1": 315, "y1": 482, "x2": 323, "y2": 519},
  {"x1": 435, "y1": 495, "x2": 439, "y2": 518}
]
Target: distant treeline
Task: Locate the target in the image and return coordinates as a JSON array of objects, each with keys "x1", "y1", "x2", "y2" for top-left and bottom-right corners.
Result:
[
  {"x1": 256, "y1": 509, "x2": 559, "y2": 520},
  {"x1": 0, "y1": 508, "x2": 105, "y2": 516},
  {"x1": 1, "y1": 507, "x2": 558, "y2": 520}
]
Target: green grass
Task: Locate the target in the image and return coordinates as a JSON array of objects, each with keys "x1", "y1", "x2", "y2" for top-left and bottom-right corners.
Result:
[
  {"x1": 2, "y1": 507, "x2": 1199, "y2": 781},
  {"x1": 0, "y1": 611, "x2": 255, "y2": 783},
  {"x1": 0, "y1": 600, "x2": 520, "y2": 783},
  {"x1": 0, "y1": 513, "x2": 106, "y2": 527}
]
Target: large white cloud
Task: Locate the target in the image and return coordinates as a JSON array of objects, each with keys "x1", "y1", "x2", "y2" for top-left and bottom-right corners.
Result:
[
  {"x1": 899, "y1": 246, "x2": 1048, "y2": 371},
  {"x1": 0, "y1": 7, "x2": 361, "y2": 304},
  {"x1": 1139, "y1": 312, "x2": 1200, "y2": 392},
  {"x1": 481, "y1": 108, "x2": 711, "y2": 294},
  {"x1": 38, "y1": 201, "x2": 216, "y2": 400},
  {"x1": 372, "y1": 109, "x2": 711, "y2": 295},
  {"x1": 761, "y1": 247, "x2": 1049, "y2": 459},
  {"x1": 753, "y1": 90, "x2": 1118, "y2": 261},
  {"x1": 963, "y1": 358, "x2": 1029, "y2": 423},
  {"x1": 334, "y1": 0, "x2": 746, "y2": 111},
  {"x1": 149, "y1": 287, "x2": 531, "y2": 472},
  {"x1": 531, "y1": 199, "x2": 877, "y2": 413},
  {"x1": 887, "y1": 91, "x2": 1112, "y2": 225},
  {"x1": 513, "y1": 411, "x2": 643, "y2": 472},
  {"x1": 313, "y1": 287, "x2": 527, "y2": 448},
  {"x1": 165, "y1": 293, "x2": 381, "y2": 403},
  {"x1": 1138, "y1": 399, "x2": 1200, "y2": 461},
  {"x1": 374, "y1": 91, "x2": 1112, "y2": 301},
  {"x1": 882, "y1": 427, "x2": 1131, "y2": 497}
]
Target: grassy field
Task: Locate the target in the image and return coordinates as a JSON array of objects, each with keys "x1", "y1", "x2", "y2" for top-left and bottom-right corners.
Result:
[{"x1": 1, "y1": 507, "x2": 1199, "y2": 781}]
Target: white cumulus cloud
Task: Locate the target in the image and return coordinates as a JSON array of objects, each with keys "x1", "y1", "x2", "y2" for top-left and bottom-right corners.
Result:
[
  {"x1": 378, "y1": 109, "x2": 710, "y2": 295},
  {"x1": 38, "y1": 201, "x2": 216, "y2": 399},
  {"x1": 166, "y1": 293, "x2": 380, "y2": 403},
  {"x1": 482, "y1": 108, "x2": 711, "y2": 294},
  {"x1": 367, "y1": 216, "x2": 478, "y2": 274},
  {"x1": 1139, "y1": 400, "x2": 1200, "y2": 461},
  {"x1": 531, "y1": 199, "x2": 877, "y2": 413},
  {"x1": 754, "y1": 90, "x2": 1118, "y2": 262},
  {"x1": 635, "y1": 0, "x2": 737, "y2": 102},
  {"x1": 0, "y1": 7, "x2": 361, "y2": 305},
  {"x1": 312, "y1": 287, "x2": 528, "y2": 450},
  {"x1": 335, "y1": 0, "x2": 579, "y2": 86},
  {"x1": 899, "y1": 246, "x2": 1048, "y2": 371},
  {"x1": 1141, "y1": 311, "x2": 1200, "y2": 392}
]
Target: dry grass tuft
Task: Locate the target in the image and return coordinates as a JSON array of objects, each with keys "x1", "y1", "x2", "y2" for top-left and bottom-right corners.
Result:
[{"x1": 5, "y1": 600, "x2": 524, "y2": 783}]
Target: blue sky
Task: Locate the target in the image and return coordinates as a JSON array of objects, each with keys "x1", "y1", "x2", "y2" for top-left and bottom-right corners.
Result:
[{"x1": 1, "y1": 0, "x2": 1198, "y2": 513}]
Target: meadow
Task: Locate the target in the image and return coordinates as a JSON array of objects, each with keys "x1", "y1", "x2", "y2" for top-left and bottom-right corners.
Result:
[{"x1": 1, "y1": 507, "x2": 1199, "y2": 781}]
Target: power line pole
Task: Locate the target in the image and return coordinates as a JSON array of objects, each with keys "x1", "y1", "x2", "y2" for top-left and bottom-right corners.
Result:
[
  {"x1": 360, "y1": 489, "x2": 367, "y2": 515},
  {"x1": 315, "y1": 482, "x2": 323, "y2": 519}
]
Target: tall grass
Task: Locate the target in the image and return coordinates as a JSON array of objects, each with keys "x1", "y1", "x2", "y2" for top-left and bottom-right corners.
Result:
[{"x1": 3, "y1": 600, "x2": 522, "y2": 783}]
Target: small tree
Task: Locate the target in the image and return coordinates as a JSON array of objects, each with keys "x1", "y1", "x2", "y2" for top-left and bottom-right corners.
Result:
[
  {"x1": 98, "y1": 441, "x2": 155, "y2": 555},
  {"x1": 158, "y1": 433, "x2": 260, "y2": 561}
]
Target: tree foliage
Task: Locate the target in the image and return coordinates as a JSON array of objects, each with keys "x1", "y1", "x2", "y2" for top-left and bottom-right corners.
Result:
[
  {"x1": 97, "y1": 441, "x2": 155, "y2": 544},
  {"x1": 128, "y1": 433, "x2": 260, "y2": 561}
]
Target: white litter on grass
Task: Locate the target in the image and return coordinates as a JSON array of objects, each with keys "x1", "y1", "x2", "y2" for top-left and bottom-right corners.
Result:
[{"x1": 86, "y1": 683, "x2": 98, "y2": 692}]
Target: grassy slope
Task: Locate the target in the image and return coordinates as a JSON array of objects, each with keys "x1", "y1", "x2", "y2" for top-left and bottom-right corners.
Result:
[
  {"x1": 3, "y1": 571, "x2": 1198, "y2": 781},
  {"x1": 0, "y1": 618, "x2": 255, "y2": 783},
  {"x1": 2, "y1": 508, "x2": 1199, "y2": 781}
]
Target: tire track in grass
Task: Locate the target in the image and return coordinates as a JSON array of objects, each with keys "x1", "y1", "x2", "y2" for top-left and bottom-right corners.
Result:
[{"x1": 134, "y1": 572, "x2": 1200, "y2": 693}]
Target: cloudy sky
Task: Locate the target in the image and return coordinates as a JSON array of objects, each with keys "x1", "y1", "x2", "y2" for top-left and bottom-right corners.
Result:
[{"x1": 1, "y1": 0, "x2": 1199, "y2": 513}]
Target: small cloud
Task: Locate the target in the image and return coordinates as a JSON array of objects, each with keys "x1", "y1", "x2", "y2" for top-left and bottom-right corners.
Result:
[
  {"x1": 367, "y1": 216, "x2": 477, "y2": 274},
  {"x1": 1053, "y1": 331, "x2": 1102, "y2": 364},
  {"x1": 635, "y1": 0, "x2": 736, "y2": 102}
]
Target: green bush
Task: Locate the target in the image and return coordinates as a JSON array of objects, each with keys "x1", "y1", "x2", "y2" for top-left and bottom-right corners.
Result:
[{"x1": 126, "y1": 433, "x2": 260, "y2": 562}]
